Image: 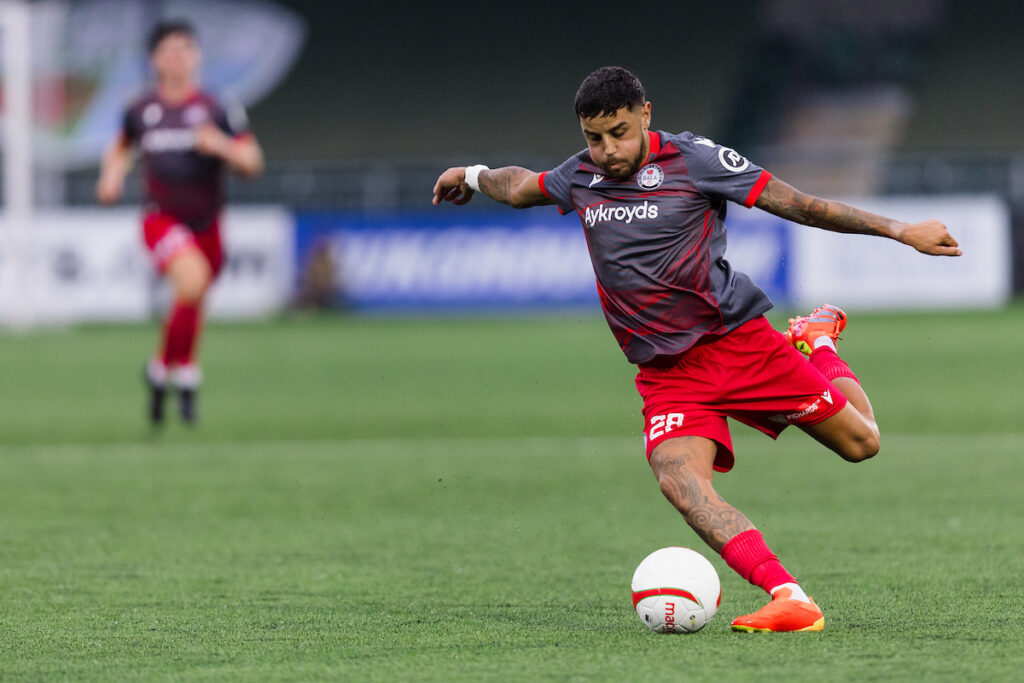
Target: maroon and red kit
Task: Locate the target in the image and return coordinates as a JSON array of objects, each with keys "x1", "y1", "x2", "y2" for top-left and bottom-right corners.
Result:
[
  {"x1": 539, "y1": 131, "x2": 847, "y2": 468},
  {"x1": 121, "y1": 89, "x2": 249, "y2": 275}
]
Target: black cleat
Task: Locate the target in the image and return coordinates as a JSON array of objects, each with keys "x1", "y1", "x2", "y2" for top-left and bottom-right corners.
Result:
[
  {"x1": 145, "y1": 367, "x2": 167, "y2": 427},
  {"x1": 179, "y1": 388, "x2": 197, "y2": 425}
]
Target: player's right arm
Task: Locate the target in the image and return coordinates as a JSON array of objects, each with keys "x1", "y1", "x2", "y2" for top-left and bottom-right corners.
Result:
[
  {"x1": 432, "y1": 166, "x2": 552, "y2": 208},
  {"x1": 96, "y1": 134, "x2": 134, "y2": 205}
]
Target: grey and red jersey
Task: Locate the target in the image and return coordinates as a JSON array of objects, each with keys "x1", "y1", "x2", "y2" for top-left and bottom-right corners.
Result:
[
  {"x1": 121, "y1": 90, "x2": 249, "y2": 231},
  {"x1": 539, "y1": 130, "x2": 774, "y2": 365}
]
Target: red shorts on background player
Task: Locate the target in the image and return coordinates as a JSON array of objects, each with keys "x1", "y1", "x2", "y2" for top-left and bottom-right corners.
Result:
[
  {"x1": 433, "y1": 66, "x2": 961, "y2": 632},
  {"x1": 97, "y1": 19, "x2": 264, "y2": 426}
]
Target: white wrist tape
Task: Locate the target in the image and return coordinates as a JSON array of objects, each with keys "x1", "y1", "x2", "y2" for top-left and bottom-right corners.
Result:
[{"x1": 465, "y1": 164, "x2": 489, "y2": 192}]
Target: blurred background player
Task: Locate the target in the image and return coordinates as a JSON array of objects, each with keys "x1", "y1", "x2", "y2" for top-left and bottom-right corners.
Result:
[
  {"x1": 432, "y1": 66, "x2": 960, "y2": 632},
  {"x1": 96, "y1": 19, "x2": 264, "y2": 426}
]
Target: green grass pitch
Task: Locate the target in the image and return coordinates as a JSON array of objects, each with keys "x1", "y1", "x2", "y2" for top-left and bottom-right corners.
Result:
[{"x1": 1, "y1": 308, "x2": 1023, "y2": 680}]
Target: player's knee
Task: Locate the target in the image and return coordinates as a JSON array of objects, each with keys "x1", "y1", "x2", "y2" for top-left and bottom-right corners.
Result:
[
  {"x1": 650, "y1": 458, "x2": 680, "y2": 507},
  {"x1": 656, "y1": 474, "x2": 682, "y2": 509},
  {"x1": 649, "y1": 439, "x2": 717, "y2": 512},
  {"x1": 652, "y1": 464, "x2": 706, "y2": 513},
  {"x1": 169, "y1": 258, "x2": 211, "y2": 303},
  {"x1": 174, "y1": 275, "x2": 208, "y2": 303},
  {"x1": 840, "y1": 427, "x2": 880, "y2": 463}
]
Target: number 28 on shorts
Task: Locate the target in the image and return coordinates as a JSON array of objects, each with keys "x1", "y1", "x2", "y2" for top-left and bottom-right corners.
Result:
[{"x1": 647, "y1": 412, "x2": 685, "y2": 442}]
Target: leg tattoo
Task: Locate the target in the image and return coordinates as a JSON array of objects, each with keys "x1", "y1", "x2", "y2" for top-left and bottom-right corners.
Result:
[{"x1": 653, "y1": 451, "x2": 755, "y2": 553}]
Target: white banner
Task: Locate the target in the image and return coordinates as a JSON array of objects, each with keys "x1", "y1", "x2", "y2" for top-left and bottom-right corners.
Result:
[
  {"x1": 208, "y1": 207, "x2": 296, "y2": 319},
  {"x1": 787, "y1": 195, "x2": 1010, "y2": 310},
  {"x1": 0, "y1": 206, "x2": 293, "y2": 325}
]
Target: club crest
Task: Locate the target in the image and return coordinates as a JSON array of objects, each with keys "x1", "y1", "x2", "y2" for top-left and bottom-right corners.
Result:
[
  {"x1": 142, "y1": 103, "x2": 163, "y2": 127},
  {"x1": 637, "y1": 163, "x2": 664, "y2": 189}
]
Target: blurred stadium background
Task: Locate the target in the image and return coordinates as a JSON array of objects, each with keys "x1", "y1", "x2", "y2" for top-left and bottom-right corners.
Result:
[
  {"x1": 2, "y1": 1, "x2": 1024, "y2": 679},
  {"x1": 0, "y1": 0, "x2": 1021, "y2": 323}
]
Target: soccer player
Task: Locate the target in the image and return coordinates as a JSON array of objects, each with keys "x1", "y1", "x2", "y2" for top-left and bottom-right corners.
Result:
[
  {"x1": 432, "y1": 66, "x2": 961, "y2": 632},
  {"x1": 97, "y1": 19, "x2": 264, "y2": 426}
]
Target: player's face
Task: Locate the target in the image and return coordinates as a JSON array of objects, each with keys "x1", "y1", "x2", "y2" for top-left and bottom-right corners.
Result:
[
  {"x1": 151, "y1": 33, "x2": 200, "y2": 83},
  {"x1": 579, "y1": 102, "x2": 652, "y2": 179}
]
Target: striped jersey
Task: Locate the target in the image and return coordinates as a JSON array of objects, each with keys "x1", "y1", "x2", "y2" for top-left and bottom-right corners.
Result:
[
  {"x1": 121, "y1": 89, "x2": 250, "y2": 231},
  {"x1": 539, "y1": 130, "x2": 774, "y2": 365}
]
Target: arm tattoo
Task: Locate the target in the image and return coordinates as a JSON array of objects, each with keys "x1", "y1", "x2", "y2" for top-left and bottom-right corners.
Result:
[
  {"x1": 478, "y1": 166, "x2": 532, "y2": 207},
  {"x1": 757, "y1": 178, "x2": 902, "y2": 240},
  {"x1": 654, "y1": 454, "x2": 754, "y2": 553}
]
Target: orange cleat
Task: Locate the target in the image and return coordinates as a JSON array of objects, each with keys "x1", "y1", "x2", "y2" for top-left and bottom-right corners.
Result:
[
  {"x1": 730, "y1": 588, "x2": 825, "y2": 632},
  {"x1": 784, "y1": 304, "x2": 847, "y2": 356}
]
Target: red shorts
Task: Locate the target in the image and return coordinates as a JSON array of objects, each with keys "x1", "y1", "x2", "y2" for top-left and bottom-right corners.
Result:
[
  {"x1": 635, "y1": 316, "x2": 848, "y2": 472},
  {"x1": 143, "y1": 212, "x2": 224, "y2": 277}
]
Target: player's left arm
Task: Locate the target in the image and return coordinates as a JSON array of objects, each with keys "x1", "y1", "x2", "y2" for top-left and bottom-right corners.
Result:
[
  {"x1": 755, "y1": 176, "x2": 962, "y2": 257},
  {"x1": 194, "y1": 124, "x2": 265, "y2": 178}
]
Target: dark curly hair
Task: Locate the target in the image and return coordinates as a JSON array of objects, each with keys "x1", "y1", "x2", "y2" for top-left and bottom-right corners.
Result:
[
  {"x1": 147, "y1": 18, "x2": 197, "y2": 54},
  {"x1": 574, "y1": 66, "x2": 646, "y2": 119}
]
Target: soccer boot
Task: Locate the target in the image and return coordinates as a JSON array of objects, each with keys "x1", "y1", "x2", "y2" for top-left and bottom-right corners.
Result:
[
  {"x1": 784, "y1": 303, "x2": 847, "y2": 356},
  {"x1": 179, "y1": 388, "x2": 197, "y2": 426},
  {"x1": 730, "y1": 588, "x2": 825, "y2": 632},
  {"x1": 143, "y1": 364, "x2": 167, "y2": 427}
]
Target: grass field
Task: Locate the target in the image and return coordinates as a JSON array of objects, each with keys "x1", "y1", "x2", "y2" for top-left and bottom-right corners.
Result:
[{"x1": 1, "y1": 308, "x2": 1023, "y2": 681}]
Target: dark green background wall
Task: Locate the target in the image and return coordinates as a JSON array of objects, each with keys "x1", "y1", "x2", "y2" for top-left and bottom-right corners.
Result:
[
  {"x1": 246, "y1": 0, "x2": 1024, "y2": 161},
  {"x1": 249, "y1": 1, "x2": 761, "y2": 160}
]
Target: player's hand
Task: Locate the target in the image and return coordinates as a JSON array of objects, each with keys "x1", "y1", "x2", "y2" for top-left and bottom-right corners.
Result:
[
  {"x1": 432, "y1": 167, "x2": 474, "y2": 206},
  {"x1": 194, "y1": 123, "x2": 231, "y2": 158},
  {"x1": 96, "y1": 173, "x2": 124, "y2": 204},
  {"x1": 897, "y1": 220, "x2": 962, "y2": 256}
]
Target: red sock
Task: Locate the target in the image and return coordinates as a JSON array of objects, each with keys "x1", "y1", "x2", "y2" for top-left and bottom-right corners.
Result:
[
  {"x1": 720, "y1": 529, "x2": 796, "y2": 595},
  {"x1": 160, "y1": 300, "x2": 201, "y2": 366},
  {"x1": 810, "y1": 346, "x2": 860, "y2": 385}
]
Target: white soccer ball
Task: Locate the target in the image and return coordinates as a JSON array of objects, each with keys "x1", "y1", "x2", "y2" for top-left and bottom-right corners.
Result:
[{"x1": 631, "y1": 547, "x2": 721, "y2": 633}]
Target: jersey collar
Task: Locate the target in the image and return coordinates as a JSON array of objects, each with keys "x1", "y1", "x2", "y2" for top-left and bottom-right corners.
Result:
[
  {"x1": 156, "y1": 85, "x2": 200, "y2": 108},
  {"x1": 646, "y1": 130, "x2": 661, "y2": 161}
]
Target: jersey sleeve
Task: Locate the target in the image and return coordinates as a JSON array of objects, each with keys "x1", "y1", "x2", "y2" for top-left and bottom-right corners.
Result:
[
  {"x1": 537, "y1": 153, "x2": 580, "y2": 215},
  {"x1": 121, "y1": 107, "x2": 141, "y2": 145},
  {"x1": 213, "y1": 98, "x2": 251, "y2": 138},
  {"x1": 685, "y1": 137, "x2": 771, "y2": 208}
]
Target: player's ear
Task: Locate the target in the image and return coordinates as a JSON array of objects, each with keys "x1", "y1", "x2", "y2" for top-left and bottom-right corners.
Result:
[{"x1": 641, "y1": 101, "x2": 652, "y2": 130}]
